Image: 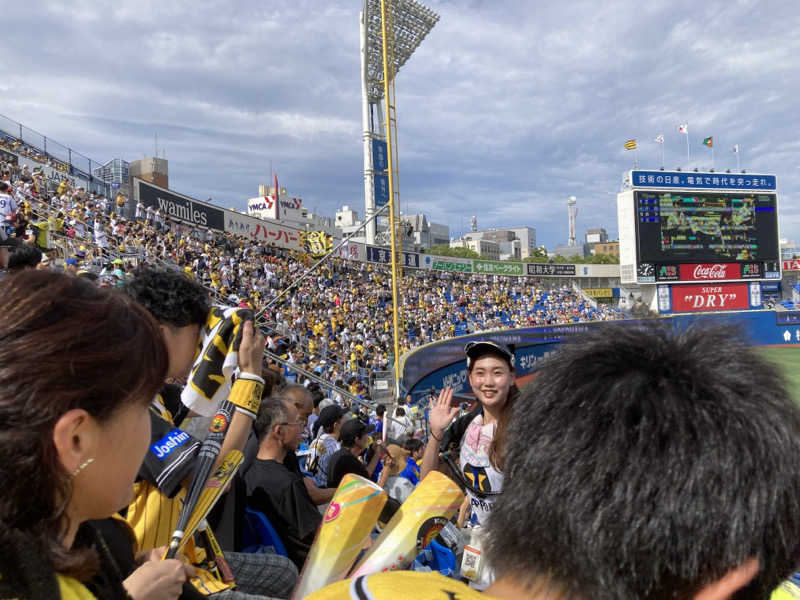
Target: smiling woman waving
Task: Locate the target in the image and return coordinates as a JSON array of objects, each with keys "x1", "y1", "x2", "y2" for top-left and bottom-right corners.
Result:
[{"x1": 420, "y1": 339, "x2": 519, "y2": 590}]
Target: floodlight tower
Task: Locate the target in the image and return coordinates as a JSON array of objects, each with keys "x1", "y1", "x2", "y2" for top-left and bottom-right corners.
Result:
[
  {"x1": 360, "y1": 0, "x2": 438, "y2": 246},
  {"x1": 359, "y1": 0, "x2": 438, "y2": 397},
  {"x1": 567, "y1": 195, "x2": 578, "y2": 246}
]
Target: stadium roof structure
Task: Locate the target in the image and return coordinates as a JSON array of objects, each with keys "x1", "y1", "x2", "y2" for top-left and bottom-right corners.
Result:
[{"x1": 362, "y1": 0, "x2": 439, "y2": 103}]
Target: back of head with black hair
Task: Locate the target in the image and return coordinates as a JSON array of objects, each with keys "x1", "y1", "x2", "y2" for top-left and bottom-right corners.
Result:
[
  {"x1": 403, "y1": 438, "x2": 423, "y2": 453},
  {"x1": 487, "y1": 322, "x2": 800, "y2": 600},
  {"x1": 375, "y1": 404, "x2": 386, "y2": 416},
  {"x1": 310, "y1": 388, "x2": 325, "y2": 407},
  {"x1": 7, "y1": 244, "x2": 42, "y2": 270},
  {"x1": 122, "y1": 266, "x2": 209, "y2": 327}
]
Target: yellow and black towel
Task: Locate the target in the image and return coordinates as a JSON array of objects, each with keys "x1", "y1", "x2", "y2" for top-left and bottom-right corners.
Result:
[{"x1": 181, "y1": 306, "x2": 253, "y2": 417}]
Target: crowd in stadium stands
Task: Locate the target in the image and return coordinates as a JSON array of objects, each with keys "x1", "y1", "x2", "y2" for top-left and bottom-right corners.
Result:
[
  {"x1": 6, "y1": 141, "x2": 800, "y2": 600},
  {"x1": 4, "y1": 262, "x2": 800, "y2": 600},
  {"x1": 0, "y1": 154, "x2": 620, "y2": 405}
]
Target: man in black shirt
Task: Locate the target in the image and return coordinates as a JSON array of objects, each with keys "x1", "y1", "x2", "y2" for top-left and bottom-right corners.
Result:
[
  {"x1": 327, "y1": 418, "x2": 385, "y2": 488},
  {"x1": 245, "y1": 397, "x2": 322, "y2": 568}
]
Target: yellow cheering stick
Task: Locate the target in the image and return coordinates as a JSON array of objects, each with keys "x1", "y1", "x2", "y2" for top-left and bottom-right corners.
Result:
[
  {"x1": 349, "y1": 471, "x2": 464, "y2": 577},
  {"x1": 291, "y1": 474, "x2": 387, "y2": 599}
]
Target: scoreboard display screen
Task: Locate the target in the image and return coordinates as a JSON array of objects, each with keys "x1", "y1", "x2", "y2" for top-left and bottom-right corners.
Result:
[{"x1": 635, "y1": 190, "x2": 779, "y2": 264}]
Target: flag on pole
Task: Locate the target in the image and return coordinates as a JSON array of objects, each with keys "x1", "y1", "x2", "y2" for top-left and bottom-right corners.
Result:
[
  {"x1": 677, "y1": 124, "x2": 688, "y2": 134},
  {"x1": 732, "y1": 144, "x2": 739, "y2": 153},
  {"x1": 702, "y1": 137, "x2": 713, "y2": 147},
  {"x1": 624, "y1": 139, "x2": 637, "y2": 150},
  {"x1": 654, "y1": 135, "x2": 664, "y2": 144},
  {"x1": 272, "y1": 171, "x2": 280, "y2": 220}
]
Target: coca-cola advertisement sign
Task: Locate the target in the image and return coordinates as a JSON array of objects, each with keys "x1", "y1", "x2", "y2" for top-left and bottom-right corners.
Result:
[
  {"x1": 671, "y1": 283, "x2": 749, "y2": 312},
  {"x1": 679, "y1": 263, "x2": 739, "y2": 281}
]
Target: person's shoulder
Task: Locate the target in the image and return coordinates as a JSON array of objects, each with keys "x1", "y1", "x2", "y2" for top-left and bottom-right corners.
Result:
[
  {"x1": 306, "y1": 571, "x2": 493, "y2": 600},
  {"x1": 248, "y1": 458, "x2": 296, "y2": 483}
]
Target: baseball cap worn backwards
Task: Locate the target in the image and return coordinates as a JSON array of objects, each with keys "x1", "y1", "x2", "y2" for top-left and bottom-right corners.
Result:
[{"x1": 464, "y1": 339, "x2": 514, "y2": 369}]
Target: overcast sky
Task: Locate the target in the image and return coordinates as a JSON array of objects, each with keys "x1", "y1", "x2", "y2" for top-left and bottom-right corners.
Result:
[{"x1": 2, "y1": 0, "x2": 798, "y2": 248}]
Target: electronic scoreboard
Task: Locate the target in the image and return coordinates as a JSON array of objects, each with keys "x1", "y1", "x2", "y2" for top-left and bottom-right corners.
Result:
[{"x1": 618, "y1": 171, "x2": 780, "y2": 285}]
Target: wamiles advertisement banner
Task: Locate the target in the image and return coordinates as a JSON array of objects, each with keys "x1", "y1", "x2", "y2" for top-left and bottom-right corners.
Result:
[{"x1": 135, "y1": 179, "x2": 225, "y2": 231}]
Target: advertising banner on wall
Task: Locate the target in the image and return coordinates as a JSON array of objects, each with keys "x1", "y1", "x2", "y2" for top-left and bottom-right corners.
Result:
[
  {"x1": 582, "y1": 288, "x2": 617, "y2": 298},
  {"x1": 371, "y1": 139, "x2": 387, "y2": 171},
  {"x1": 223, "y1": 209, "x2": 302, "y2": 250},
  {"x1": 373, "y1": 174, "x2": 389, "y2": 207},
  {"x1": 669, "y1": 282, "x2": 752, "y2": 312},
  {"x1": 365, "y1": 245, "x2": 420, "y2": 268},
  {"x1": 526, "y1": 263, "x2": 577, "y2": 276},
  {"x1": 678, "y1": 263, "x2": 740, "y2": 282},
  {"x1": 422, "y1": 255, "x2": 472, "y2": 273},
  {"x1": 473, "y1": 260, "x2": 524, "y2": 276},
  {"x1": 136, "y1": 179, "x2": 225, "y2": 231},
  {"x1": 334, "y1": 241, "x2": 366, "y2": 262}
]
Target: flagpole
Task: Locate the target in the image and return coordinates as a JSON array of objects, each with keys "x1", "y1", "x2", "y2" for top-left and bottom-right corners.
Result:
[
  {"x1": 634, "y1": 146, "x2": 639, "y2": 169},
  {"x1": 686, "y1": 122, "x2": 690, "y2": 167},
  {"x1": 711, "y1": 145, "x2": 714, "y2": 170},
  {"x1": 736, "y1": 146, "x2": 741, "y2": 171},
  {"x1": 661, "y1": 141, "x2": 665, "y2": 169}
]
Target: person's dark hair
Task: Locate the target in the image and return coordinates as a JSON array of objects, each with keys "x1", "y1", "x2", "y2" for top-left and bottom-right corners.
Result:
[
  {"x1": 123, "y1": 266, "x2": 209, "y2": 326},
  {"x1": 310, "y1": 388, "x2": 325, "y2": 406},
  {"x1": 375, "y1": 404, "x2": 386, "y2": 417},
  {"x1": 395, "y1": 406, "x2": 405, "y2": 417},
  {"x1": 486, "y1": 322, "x2": 800, "y2": 600},
  {"x1": 253, "y1": 396, "x2": 291, "y2": 442},
  {"x1": 404, "y1": 438, "x2": 423, "y2": 453},
  {"x1": 7, "y1": 243, "x2": 42, "y2": 270},
  {"x1": 260, "y1": 366, "x2": 284, "y2": 399},
  {"x1": 78, "y1": 271, "x2": 99, "y2": 282},
  {"x1": 0, "y1": 270, "x2": 168, "y2": 579}
]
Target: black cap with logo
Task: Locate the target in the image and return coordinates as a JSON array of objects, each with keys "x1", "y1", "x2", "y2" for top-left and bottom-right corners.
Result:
[{"x1": 464, "y1": 339, "x2": 514, "y2": 369}]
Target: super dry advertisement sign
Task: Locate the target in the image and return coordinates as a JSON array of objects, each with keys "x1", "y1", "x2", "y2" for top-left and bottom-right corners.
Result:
[{"x1": 670, "y1": 283, "x2": 752, "y2": 312}]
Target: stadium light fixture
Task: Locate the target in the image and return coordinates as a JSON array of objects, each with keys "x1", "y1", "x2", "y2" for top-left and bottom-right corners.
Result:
[{"x1": 362, "y1": 0, "x2": 439, "y2": 103}]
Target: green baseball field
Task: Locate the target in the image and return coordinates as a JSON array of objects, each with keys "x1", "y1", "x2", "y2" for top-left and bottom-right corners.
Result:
[{"x1": 758, "y1": 347, "x2": 800, "y2": 405}]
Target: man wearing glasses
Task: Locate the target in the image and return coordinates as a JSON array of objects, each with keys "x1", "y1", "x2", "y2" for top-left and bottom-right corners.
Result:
[{"x1": 244, "y1": 397, "x2": 322, "y2": 569}]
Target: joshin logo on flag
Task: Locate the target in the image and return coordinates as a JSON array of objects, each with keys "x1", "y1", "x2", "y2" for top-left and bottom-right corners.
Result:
[{"x1": 677, "y1": 124, "x2": 688, "y2": 134}]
